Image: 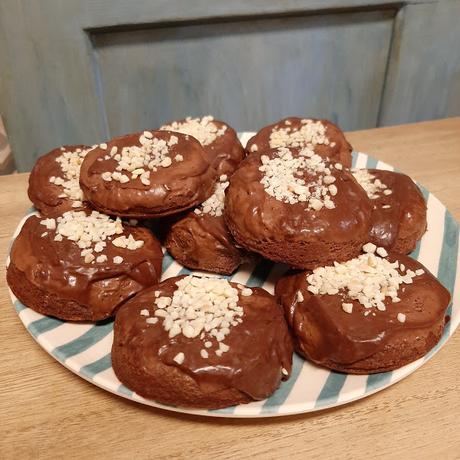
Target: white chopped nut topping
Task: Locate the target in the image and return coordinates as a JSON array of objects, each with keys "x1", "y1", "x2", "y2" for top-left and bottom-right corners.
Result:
[
  {"x1": 259, "y1": 147, "x2": 336, "y2": 209},
  {"x1": 113, "y1": 256, "x2": 124, "y2": 264},
  {"x1": 39, "y1": 210, "x2": 143, "y2": 264},
  {"x1": 397, "y1": 313, "x2": 406, "y2": 323},
  {"x1": 382, "y1": 204, "x2": 391, "y2": 209},
  {"x1": 218, "y1": 342, "x2": 230, "y2": 353},
  {"x1": 49, "y1": 146, "x2": 92, "y2": 204},
  {"x1": 173, "y1": 352, "x2": 185, "y2": 365},
  {"x1": 363, "y1": 242, "x2": 377, "y2": 254},
  {"x1": 146, "y1": 317, "x2": 158, "y2": 324},
  {"x1": 376, "y1": 247, "x2": 388, "y2": 257},
  {"x1": 269, "y1": 119, "x2": 330, "y2": 149},
  {"x1": 200, "y1": 349, "x2": 209, "y2": 359},
  {"x1": 160, "y1": 115, "x2": 227, "y2": 146},
  {"x1": 84, "y1": 253, "x2": 95, "y2": 264},
  {"x1": 194, "y1": 177, "x2": 228, "y2": 217},
  {"x1": 297, "y1": 291, "x2": 304, "y2": 303},
  {"x1": 101, "y1": 132, "x2": 182, "y2": 184},
  {"x1": 352, "y1": 169, "x2": 390, "y2": 199},
  {"x1": 342, "y1": 302, "x2": 353, "y2": 313},
  {"x1": 40, "y1": 218, "x2": 56, "y2": 230},
  {"x1": 140, "y1": 309, "x2": 149, "y2": 316},
  {"x1": 41, "y1": 232, "x2": 48, "y2": 238},
  {"x1": 112, "y1": 234, "x2": 144, "y2": 250},
  {"x1": 282, "y1": 368, "x2": 289, "y2": 376},
  {"x1": 241, "y1": 288, "x2": 253, "y2": 297},
  {"x1": 153, "y1": 276, "x2": 246, "y2": 358},
  {"x1": 306, "y1": 244, "x2": 425, "y2": 312}
]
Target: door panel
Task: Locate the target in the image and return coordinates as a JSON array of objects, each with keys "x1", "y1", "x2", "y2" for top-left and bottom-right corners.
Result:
[
  {"x1": 1, "y1": 0, "x2": 459, "y2": 171},
  {"x1": 93, "y1": 11, "x2": 393, "y2": 135}
]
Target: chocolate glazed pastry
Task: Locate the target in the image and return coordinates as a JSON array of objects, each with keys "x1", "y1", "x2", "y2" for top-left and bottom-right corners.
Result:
[
  {"x1": 112, "y1": 276, "x2": 293, "y2": 409},
  {"x1": 165, "y1": 171, "x2": 250, "y2": 274},
  {"x1": 165, "y1": 210, "x2": 249, "y2": 275},
  {"x1": 79, "y1": 130, "x2": 216, "y2": 218},
  {"x1": 224, "y1": 148, "x2": 372, "y2": 269},
  {"x1": 28, "y1": 145, "x2": 93, "y2": 217},
  {"x1": 7, "y1": 213, "x2": 163, "y2": 321},
  {"x1": 160, "y1": 116, "x2": 245, "y2": 177},
  {"x1": 275, "y1": 253, "x2": 451, "y2": 374},
  {"x1": 354, "y1": 169, "x2": 427, "y2": 253},
  {"x1": 246, "y1": 117, "x2": 352, "y2": 167}
]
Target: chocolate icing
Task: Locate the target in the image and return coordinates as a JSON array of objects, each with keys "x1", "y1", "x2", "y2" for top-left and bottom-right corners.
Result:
[
  {"x1": 9, "y1": 215, "x2": 163, "y2": 320},
  {"x1": 165, "y1": 213, "x2": 248, "y2": 274},
  {"x1": 28, "y1": 145, "x2": 92, "y2": 217},
  {"x1": 246, "y1": 117, "x2": 353, "y2": 166},
  {"x1": 160, "y1": 118, "x2": 245, "y2": 177},
  {"x1": 79, "y1": 130, "x2": 216, "y2": 218},
  {"x1": 276, "y1": 253, "x2": 451, "y2": 369},
  {"x1": 224, "y1": 148, "x2": 372, "y2": 268},
  {"x1": 113, "y1": 277, "x2": 293, "y2": 402},
  {"x1": 366, "y1": 170, "x2": 427, "y2": 252}
]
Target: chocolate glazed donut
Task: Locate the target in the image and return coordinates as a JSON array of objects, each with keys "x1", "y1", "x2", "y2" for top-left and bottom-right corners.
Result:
[
  {"x1": 246, "y1": 117, "x2": 352, "y2": 167},
  {"x1": 28, "y1": 145, "x2": 92, "y2": 217},
  {"x1": 275, "y1": 253, "x2": 451, "y2": 374},
  {"x1": 165, "y1": 212, "x2": 249, "y2": 275},
  {"x1": 367, "y1": 170, "x2": 427, "y2": 253},
  {"x1": 112, "y1": 277, "x2": 294, "y2": 409},
  {"x1": 79, "y1": 130, "x2": 216, "y2": 218},
  {"x1": 160, "y1": 117, "x2": 245, "y2": 178},
  {"x1": 224, "y1": 148, "x2": 372, "y2": 269},
  {"x1": 7, "y1": 215, "x2": 163, "y2": 321}
]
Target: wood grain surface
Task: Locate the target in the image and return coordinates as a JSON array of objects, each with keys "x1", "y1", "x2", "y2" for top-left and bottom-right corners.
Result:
[{"x1": 1, "y1": 118, "x2": 459, "y2": 459}]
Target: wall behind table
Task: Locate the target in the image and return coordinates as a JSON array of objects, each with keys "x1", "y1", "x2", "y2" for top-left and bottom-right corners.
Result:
[{"x1": 0, "y1": 0, "x2": 459, "y2": 171}]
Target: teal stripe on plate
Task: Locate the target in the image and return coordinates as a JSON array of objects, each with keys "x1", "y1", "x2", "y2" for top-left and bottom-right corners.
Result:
[
  {"x1": 436, "y1": 210, "x2": 459, "y2": 319},
  {"x1": 118, "y1": 384, "x2": 134, "y2": 397},
  {"x1": 351, "y1": 151, "x2": 358, "y2": 168},
  {"x1": 79, "y1": 353, "x2": 112, "y2": 379},
  {"x1": 14, "y1": 300, "x2": 27, "y2": 313},
  {"x1": 162, "y1": 251, "x2": 175, "y2": 272},
  {"x1": 209, "y1": 405, "x2": 239, "y2": 415},
  {"x1": 52, "y1": 321, "x2": 113, "y2": 361},
  {"x1": 261, "y1": 353, "x2": 304, "y2": 414},
  {"x1": 410, "y1": 239, "x2": 423, "y2": 262},
  {"x1": 419, "y1": 185, "x2": 430, "y2": 202},
  {"x1": 315, "y1": 372, "x2": 347, "y2": 408},
  {"x1": 28, "y1": 316, "x2": 64, "y2": 337},
  {"x1": 366, "y1": 372, "x2": 392, "y2": 392},
  {"x1": 246, "y1": 261, "x2": 275, "y2": 287},
  {"x1": 366, "y1": 156, "x2": 378, "y2": 169},
  {"x1": 178, "y1": 267, "x2": 192, "y2": 275},
  {"x1": 423, "y1": 209, "x2": 459, "y2": 361}
]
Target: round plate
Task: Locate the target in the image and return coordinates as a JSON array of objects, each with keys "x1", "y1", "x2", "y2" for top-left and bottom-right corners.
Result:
[{"x1": 7, "y1": 135, "x2": 460, "y2": 418}]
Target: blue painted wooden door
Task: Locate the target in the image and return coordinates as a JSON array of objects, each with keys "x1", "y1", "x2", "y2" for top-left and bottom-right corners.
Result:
[{"x1": 1, "y1": 0, "x2": 459, "y2": 171}]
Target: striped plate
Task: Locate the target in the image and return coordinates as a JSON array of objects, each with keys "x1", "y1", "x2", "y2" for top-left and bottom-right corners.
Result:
[{"x1": 7, "y1": 138, "x2": 460, "y2": 418}]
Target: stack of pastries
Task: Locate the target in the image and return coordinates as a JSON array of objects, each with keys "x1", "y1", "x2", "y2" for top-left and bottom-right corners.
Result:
[{"x1": 7, "y1": 115, "x2": 451, "y2": 409}]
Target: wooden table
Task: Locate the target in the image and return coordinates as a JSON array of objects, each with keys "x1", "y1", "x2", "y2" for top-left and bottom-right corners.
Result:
[{"x1": 1, "y1": 118, "x2": 459, "y2": 459}]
